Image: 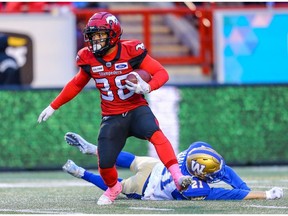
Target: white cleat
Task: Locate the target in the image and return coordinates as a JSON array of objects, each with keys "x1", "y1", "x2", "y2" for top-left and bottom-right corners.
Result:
[
  {"x1": 97, "y1": 182, "x2": 122, "y2": 205},
  {"x1": 64, "y1": 132, "x2": 97, "y2": 155},
  {"x1": 97, "y1": 194, "x2": 113, "y2": 205},
  {"x1": 62, "y1": 159, "x2": 85, "y2": 178}
]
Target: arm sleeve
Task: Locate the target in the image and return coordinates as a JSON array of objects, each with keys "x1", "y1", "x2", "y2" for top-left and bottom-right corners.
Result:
[
  {"x1": 50, "y1": 68, "x2": 90, "y2": 109},
  {"x1": 139, "y1": 54, "x2": 169, "y2": 91},
  {"x1": 221, "y1": 165, "x2": 250, "y2": 190},
  {"x1": 205, "y1": 187, "x2": 249, "y2": 200}
]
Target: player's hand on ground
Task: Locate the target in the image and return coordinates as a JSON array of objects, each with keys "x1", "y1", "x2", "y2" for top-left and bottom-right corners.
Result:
[
  {"x1": 37, "y1": 105, "x2": 55, "y2": 123},
  {"x1": 125, "y1": 72, "x2": 150, "y2": 94},
  {"x1": 266, "y1": 187, "x2": 283, "y2": 200}
]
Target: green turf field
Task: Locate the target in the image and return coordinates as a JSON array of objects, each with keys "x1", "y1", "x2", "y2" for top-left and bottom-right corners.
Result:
[{"x1": 0, "y1": 166, "x2": 287, "y2": 214}]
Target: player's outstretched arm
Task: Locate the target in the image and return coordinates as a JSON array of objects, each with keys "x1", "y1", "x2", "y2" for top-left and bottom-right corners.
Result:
[
  {"x1": 206, "y1": 186, "x2": 283, "y2": 200},
  {"x1": 37, "y1": 71, "x2": 90, "y2": 123},
  {"x1": 222, "y1": 165, "x2": 250, "y2": 190},
  {"x1": 244, "y1": 187, "x2": 284, "y2": 200}
]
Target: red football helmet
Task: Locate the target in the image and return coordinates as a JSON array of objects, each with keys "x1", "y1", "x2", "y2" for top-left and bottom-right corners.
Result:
[{"x1": 83, "y1": 12, "x2": 122, "y2": 56}]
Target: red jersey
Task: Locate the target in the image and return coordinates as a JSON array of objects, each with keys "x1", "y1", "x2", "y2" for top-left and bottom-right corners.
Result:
[{"x1": 50, "y1": 39, "x2": 169, "y2": 116}]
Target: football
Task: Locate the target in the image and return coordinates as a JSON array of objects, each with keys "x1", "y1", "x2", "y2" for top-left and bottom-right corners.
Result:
[{"x1": 126, "y1": 69, "x2": 152, "y2": 84}]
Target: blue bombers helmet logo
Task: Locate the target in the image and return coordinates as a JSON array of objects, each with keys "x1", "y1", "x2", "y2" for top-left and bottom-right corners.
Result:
[{"x1": 186, "y1": 146, "x2": 225, "y2": 183}]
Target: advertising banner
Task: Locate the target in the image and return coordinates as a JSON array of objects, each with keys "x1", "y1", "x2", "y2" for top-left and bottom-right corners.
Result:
[{"x1": 0, "y1": 13, "x2": 76, "y2": 87}]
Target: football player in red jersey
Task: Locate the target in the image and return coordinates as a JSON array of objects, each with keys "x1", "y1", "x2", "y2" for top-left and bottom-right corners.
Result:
[{"x1": 37, "y1": 12, "x2": 192, "y2": 205}]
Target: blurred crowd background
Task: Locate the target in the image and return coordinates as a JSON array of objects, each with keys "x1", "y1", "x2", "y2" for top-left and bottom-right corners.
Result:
[{"x1": 1, "y1": 1, "x2": 288, "y2": 87}]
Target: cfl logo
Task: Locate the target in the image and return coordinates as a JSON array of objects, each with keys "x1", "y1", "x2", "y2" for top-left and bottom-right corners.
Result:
[
  {"x1": 136, "y1": 43, "x2": 145, "y2": 50},
  {"x1": 191, "y1": 160, "x2": 205, "y2": 175}
]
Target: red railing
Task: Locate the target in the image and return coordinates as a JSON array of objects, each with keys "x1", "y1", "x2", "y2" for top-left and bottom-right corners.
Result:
[{"x1": 74, "y1": 7, "x2": 213, "y2": 75}]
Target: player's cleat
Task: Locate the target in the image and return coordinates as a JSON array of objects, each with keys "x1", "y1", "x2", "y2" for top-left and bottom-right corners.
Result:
[
  {"x1": 64, "y1": 132, "x2": 97, "y2": 155},
  {"x1": 97, "y1": 194, "x2": 113, "y2": 205},
  {"x1": 178, "y1": 175, "x2": 193, "y2": 192},
  {"x1": 97, "y1": 181, "x2": 122, "y2": 205},
  {"x1": 266, "y1": 187, "x2": 284, "y2": 200},
  {"x1": 62, "y1": 159, "x2": 85, "y2": 178}
]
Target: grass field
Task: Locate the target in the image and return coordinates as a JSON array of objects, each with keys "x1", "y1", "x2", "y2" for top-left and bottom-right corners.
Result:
[{"x1": 0, "y1": 166, "x2": 287, "y2": 214}]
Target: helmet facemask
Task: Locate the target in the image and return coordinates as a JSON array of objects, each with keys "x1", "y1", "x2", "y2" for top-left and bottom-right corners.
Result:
[
  {"x1": 84, "y1": 27, "x2": 116, "y2": 57},
  {"x1": 83, "y1": 12, "x2": 122, "y2": 57}
]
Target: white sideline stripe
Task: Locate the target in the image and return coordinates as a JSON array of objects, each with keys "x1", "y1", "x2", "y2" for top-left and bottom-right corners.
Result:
[
  {"x1": 247, "y1": 180, "x2": 288, "y2": 183},
  {"x1": 0, "y1": 181, "x2": 90, "y2": 188},
  {"x1": 129, "y1": 207, "x2": 174, "y2": 211},
  {"x1": 249, "y1": 185, "x2": 288, "y2": 190},
  {"x1": 248, "y1": 205, "x2": 288, "y2": 209},
  {"x1": 0, "y1": 208, "x2": 80, "y2": 214}
]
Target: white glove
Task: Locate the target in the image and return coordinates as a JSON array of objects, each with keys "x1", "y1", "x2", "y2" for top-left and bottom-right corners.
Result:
[
  {"x1": 37, "y1": 105, "x2": 55, "y2": 123},
  {"x1": 125, "y1": 72, "x2": 151, "y2": 94},
  {"x1": 266, "y1": 187, "x2": 283, "y2": 200}
]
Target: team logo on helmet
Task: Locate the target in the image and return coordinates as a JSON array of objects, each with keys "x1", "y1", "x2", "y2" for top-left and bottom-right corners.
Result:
[
  {"x1": 190, "y1": 160, "x2": 206, "y2": 175},
  {"x1": 106, "y1": 15, "x2": 118, "y2": 25},
  {"x1": 136, "y1": 43, "x2": 145, "y2": 50},
  {"x1": 186, "y1": 146, "x2": 225, "y2": 183}
]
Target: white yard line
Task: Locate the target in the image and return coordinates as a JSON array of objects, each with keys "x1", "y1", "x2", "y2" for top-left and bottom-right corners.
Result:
[
  {"x1": 129, "y1": 207, "x2": 174, "y2": 211},
  {"x1": 248, "y1": 205, "x2": 288, "y2": 209},
  {"x1": 0, "y1": 181, "x2": 90, "y2": 188},
  {"x1": 0, "y1": 208, "x2": 81, "y2": 214}
]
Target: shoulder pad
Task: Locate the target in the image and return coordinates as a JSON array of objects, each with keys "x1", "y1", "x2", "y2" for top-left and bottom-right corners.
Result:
[
  {"x1": 121, "y1": 39, "x2": 147, "y2": 55},
  {"x1": 76, "y1": 47, "x2": 91, "y2": 66}
]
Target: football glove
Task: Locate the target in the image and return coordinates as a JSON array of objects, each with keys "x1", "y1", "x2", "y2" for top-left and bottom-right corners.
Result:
[
  {"x1": 125, "y1": 72, "x2": 151, "y2": 94},
  {"x1": 37, "y1": 105, "x2": 55, "y2": 123},
  {"x1": 265, "y1": 187, "x2": 283, "y2": 200}
]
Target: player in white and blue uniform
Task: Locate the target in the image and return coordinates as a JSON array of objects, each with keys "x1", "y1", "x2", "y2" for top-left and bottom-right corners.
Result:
[
  {"x1": 142, "y1": 142, "x2": 250, "y2": 200},
  {"x1": 63, "y1": 132, "x2": 283, "y2": 201}
]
